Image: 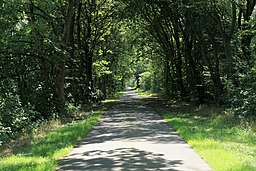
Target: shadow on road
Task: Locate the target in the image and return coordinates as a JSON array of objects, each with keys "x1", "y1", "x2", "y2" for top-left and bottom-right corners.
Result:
[{"x1": 59, "y1": 148, "x2": 182, "y2": 171}]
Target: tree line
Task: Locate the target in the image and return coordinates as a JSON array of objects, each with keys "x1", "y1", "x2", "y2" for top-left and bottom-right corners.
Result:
[
  {"x1": 0, "y1": 0, "x2": 128, "y2": 144},
  {"x1": 123, "y1": 0, "x2": 256, "y2": 115},
  {"x1": 0, "y1": 0, "x2": 255, "y2": 145}
]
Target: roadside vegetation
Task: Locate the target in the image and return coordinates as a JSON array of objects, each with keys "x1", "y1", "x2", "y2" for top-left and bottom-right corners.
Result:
[
  {"x1": 0, "y1": 92, "x2": 123, "y2": 171},
  {"x1": 0, "y1": 115, "x2": 100, "y2": 171},
  {"x1": 1, "y1": 0, "x2": 255, "y2": 170},
  {"x1": 136, "y1": 89, "x2": 256, "y2": 171},
  {"x1": 164, "y1": 112, "x2": 256, "y2": 171},
  {"x1": 135, "y1": 89, "x2": 156, "y2": 98}
]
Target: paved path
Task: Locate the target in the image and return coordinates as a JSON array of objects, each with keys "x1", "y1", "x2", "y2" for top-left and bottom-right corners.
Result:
[{"x1": 58, "y1": 91, "x2": 212, "y2": 171}]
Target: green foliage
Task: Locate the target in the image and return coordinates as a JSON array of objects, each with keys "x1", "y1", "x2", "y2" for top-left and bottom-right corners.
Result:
[
  {"x1": 0, "y1": 0, "x2": 125, "y2": 144},
  {"x1": 0, "y1": 93, "x2": 39, "y2": 145},
  {"x1": 231, "y1": 67, "x2": 256, "y2": 118},
  {"x1": 122, "y1": 0, "x2": 256, "y2": 109},
  {"x1": 0, "y1": 79, "x2": 41, "y2": 145},
  {"x1": 93, "y1": 60, "x2": 112, "y2": 77},
  {"x1": 139, "y1": 71, "x2": 152, "y2": 91},
  {"x1": 0, "y1": 0, "x2": 255, "y2": 155}
]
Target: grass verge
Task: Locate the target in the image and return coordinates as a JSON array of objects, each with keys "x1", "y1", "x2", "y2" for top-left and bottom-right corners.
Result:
[
  {"x1": 164, "y1": 113, "x2": 256, "y2": 171},
  {"x1": 0, "y1": 115, "x2": 100, "y2": 171},
  {"x1": 0, "y1": 91, "x2": 123, "y2": 171}
]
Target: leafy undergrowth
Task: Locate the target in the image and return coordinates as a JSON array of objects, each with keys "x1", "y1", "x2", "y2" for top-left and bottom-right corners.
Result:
[
  {"x1": 0, "y1": 92, "x2": 123, "y2": 171},
  {"x1": 164, "y1": 113, "x2": 256, "y2": 171}
]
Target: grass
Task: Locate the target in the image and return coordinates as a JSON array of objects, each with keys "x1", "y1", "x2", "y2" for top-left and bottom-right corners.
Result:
[
  {"x1": 0, "y1": 91, "x2": 124, "y2": 171},
  {"x1": 135, "y1": 90, "x2": 256, "y2": 170},
  {"x1": 135, "y1": 89, "x2": 157, "y2": 97},
  {"x1": 164, "y1": 113, "x2": 256, "y2": 171},
  {"x1": 0, "y1": 115, "x2": 100, "y2": 171}
]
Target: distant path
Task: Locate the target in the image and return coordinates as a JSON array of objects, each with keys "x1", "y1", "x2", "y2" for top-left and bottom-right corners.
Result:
[{"x1": 58, "y1": 90, "x2": 212, "y2": 171}]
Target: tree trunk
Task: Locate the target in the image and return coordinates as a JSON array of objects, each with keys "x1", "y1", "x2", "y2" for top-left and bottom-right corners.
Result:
[
  {"x1": 241, "y1": 0, "x2": 256, "y2": 62},
  {"x1": 163, "y1": 56, "x2": 171, "y2": 96},
  {"x1": 184, "y1": 30, "x2": 204, "y2": 103},
  {"x1": 220, "y1": 1, "x2": 236, "y2": 82},
  {"x1": 55, "y1": 0, "x2": 77, "y2": 107},
  {"x1": 173, "y1": 26, "x2": 186, "y2": 97},
  {"x1": 85, "y1": 47, "x2": 93, "y2": 100},
  {"x1": 202, "y1": 36, "x2": 224, "y2": 103},
  {"x1": 223, "y1": 37, "x2": 234, "y2": 80}
]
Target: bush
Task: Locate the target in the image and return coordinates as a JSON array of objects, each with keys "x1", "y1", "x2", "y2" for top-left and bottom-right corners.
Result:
[
  {"x1": 139, "y1": 71, "x2": 153, "y2": 91},
  {"x1": 0, "y1": 93, "x2": 39, "y2": 145},
  {"x1": 231, "y1": 68, "x2": 256, "y2": 118}
]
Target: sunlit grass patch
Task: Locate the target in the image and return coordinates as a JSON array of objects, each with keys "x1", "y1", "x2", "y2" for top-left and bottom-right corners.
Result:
[
  {"x1": 30, "y1": 118, "x2": 100, "y2": 156},
  {"x1": 0, "y1": 156, "x2": 55, "y2": 171},
  {"x1": 0, "y1": 115, "x2": 101, "y2": 171},
  {"x1": 135, "y1": 89, "x2": 156, "y2": 97},
  {"x1": 164, "y1": 114, "x2": 256, "y2": 171},
  {"x1": 103, "y1": 99, "x2": 117, "y2": 103}
]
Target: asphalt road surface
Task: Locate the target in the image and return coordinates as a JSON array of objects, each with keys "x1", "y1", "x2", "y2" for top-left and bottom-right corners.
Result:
[{"x1": 57, "y1": 90, "x2": 213, "y2": 171}]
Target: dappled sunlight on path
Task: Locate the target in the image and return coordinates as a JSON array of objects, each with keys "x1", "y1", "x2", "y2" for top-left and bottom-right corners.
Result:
[{"x1": 58, "y1": 91, "x2": 212, "y2": 171}]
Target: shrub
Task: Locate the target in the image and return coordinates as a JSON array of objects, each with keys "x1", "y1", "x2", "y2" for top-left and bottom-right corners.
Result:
[
  {"x1": 231, "y1": 68, "x2": 256, "y2": 118},
  {"x1": 0, "y1": 93, "x2": 39, "y2": 145}
]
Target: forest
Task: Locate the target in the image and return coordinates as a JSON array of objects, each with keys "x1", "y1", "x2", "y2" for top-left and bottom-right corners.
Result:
[{"x1": 0, "y1": 0, "x2": 255, "y2": 146}]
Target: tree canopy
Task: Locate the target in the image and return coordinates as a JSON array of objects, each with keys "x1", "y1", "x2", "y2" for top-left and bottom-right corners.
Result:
[{"x1": 0, "y1": 0, "x2": 256, "y2": 144}]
